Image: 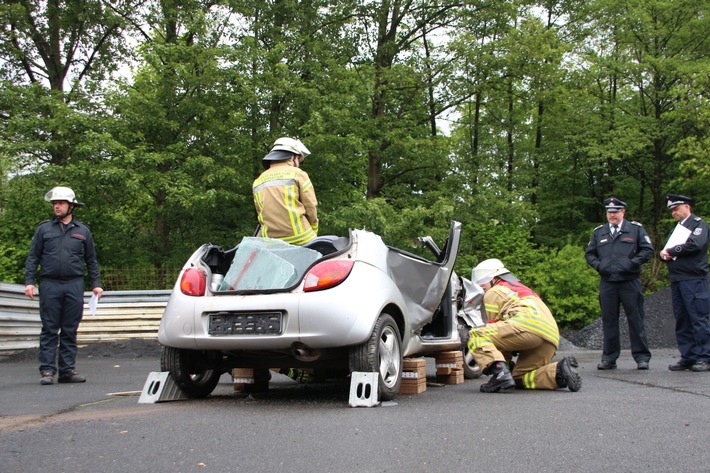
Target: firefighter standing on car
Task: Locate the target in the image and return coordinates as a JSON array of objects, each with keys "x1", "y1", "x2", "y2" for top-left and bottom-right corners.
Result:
[
  {"x1": 24, "y1": 187, "x2": 103, "y2": 386},
  {"x1": 254, "y1": 138, "x2": 318, "y2": 383},
  {"x1": 585, "y1": 197, "x2": 654, "y2": 370},
  {"x1": 468, "y1": 259, "x2": 581, "y2": 393},
  {"x1": 252, "y1": 137, "x2": 318, "y2": 246}
]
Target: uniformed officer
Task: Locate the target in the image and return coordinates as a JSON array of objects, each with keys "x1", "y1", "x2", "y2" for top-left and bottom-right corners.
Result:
[
  {"x1": 252, "y1": 137, "x2": 318, "y2": 246},
  {"x1": 585, "y1": 197, "x2": 654, "y2": 370},
  {"x1": 468, "y1": 259, "x2": 581, "y2": 393},
  {"x1": 659, "y1": 194, "x2": 710, "y2": 372},
  {"x1": 24, "y1": 187, "x2": 103, "y2": 385}
]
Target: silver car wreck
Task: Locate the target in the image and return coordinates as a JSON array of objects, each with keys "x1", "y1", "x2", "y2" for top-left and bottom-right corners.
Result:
[{"x1": 158, "y1": 220, "x2": 484, "y2": 400}]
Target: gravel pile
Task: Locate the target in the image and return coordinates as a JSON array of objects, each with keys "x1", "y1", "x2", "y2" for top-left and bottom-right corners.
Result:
[{"x1": 562, "y1": 287, "x2": 678, "y2": 350}]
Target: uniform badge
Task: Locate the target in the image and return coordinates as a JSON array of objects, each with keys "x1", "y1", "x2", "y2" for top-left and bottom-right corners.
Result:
[
  {"x1": 645, "y1": 236, "x2": 651, "y2": 243},
  {"x1": 693, "y1": 228, "x2": 702, "y2": 236}
]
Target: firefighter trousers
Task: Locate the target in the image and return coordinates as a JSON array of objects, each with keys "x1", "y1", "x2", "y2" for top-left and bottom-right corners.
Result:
[{"x1": 470, "y1": 321, "x2": 560, "y2": 390}]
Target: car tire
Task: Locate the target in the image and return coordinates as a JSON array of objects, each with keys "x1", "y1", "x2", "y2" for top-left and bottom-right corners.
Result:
[
  {"x1": 349, "y1": 313, "x2": 402, "y2": 401},
  {"x1": 459, "y1": 324, "x2": 482, "y2": 379},
  {"x1": 160, "y1": 345, "x2": 222, "y2": 399}
]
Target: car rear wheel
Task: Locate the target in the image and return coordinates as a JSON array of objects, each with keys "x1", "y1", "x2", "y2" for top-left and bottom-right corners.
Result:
[
  {"x1": 459, "y1": 324, "x2": 482, "y2": 379},
  {"x1": 160, "y1": 345, "x2": 222, "y2": 398},
  {"x1": 349, "y1": 313, "x2": 402, "y2": 401}
]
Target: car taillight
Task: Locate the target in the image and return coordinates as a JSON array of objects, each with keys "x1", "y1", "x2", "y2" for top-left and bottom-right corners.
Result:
[
  {"x1": 303, "y1": 260, "x2": 354, "y2": 292},
  {"x1": 180, "y1": 268, "x2": 206, "y2": 296}
]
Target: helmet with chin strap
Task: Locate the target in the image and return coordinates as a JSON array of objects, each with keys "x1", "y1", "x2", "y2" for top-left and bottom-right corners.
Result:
[{"x1": 44, "y1": 186, "x2": 84, "y2": 207}]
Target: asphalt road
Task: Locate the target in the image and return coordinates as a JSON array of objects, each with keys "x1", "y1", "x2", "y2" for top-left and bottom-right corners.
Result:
[{"x1": 1, "y1": 348, "x2": 708, "y2": 473}]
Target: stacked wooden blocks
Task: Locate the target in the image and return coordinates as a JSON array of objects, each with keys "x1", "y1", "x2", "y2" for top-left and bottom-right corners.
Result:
[
  {"x1": 398, "y1": 357, "x2": 427, "y2": 394},
  {"x1": 435, "y1": 351, "x2": 464, "y2": 384},
  {"x1": 232, "y1": 368, "x2": 269, "y2": 392}
]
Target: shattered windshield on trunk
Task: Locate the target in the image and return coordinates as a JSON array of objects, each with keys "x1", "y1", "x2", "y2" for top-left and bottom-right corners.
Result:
[{"x1": 218, "y1": 237, "x2": 322, "y2": 291}]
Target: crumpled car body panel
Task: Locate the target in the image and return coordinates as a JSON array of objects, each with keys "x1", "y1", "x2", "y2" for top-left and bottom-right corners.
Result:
[{"x1": 158, "y1": 221, "x2": 475, "y2": 363}]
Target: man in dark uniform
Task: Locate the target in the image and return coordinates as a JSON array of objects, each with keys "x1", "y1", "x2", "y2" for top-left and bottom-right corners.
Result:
[
  {"x1": 24, "y1": 187, "x2": 103, "y2": 385},
  {"x1": 585, "y1": 197, "x2": 654, "y2": 370},
  {"x1": 659, "y1": 194, "x2": 710, "y2": 372}
]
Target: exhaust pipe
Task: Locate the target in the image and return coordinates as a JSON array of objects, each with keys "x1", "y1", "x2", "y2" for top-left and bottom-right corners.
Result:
[{"x1": 291, "y1": 342, "x2": 321, "y2": 362}]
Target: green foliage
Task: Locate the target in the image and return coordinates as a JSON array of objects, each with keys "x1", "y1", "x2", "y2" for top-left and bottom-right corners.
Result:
[
  {"x1": 1, "y1": 0, "x2": 709, "y2": 305},
  {"x1": 524, "y1": 244, "x2": 601, "y2": 329}
]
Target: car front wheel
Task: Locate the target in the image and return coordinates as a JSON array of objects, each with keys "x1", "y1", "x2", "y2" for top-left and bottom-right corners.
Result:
[
  {"x1": 349, "y1": 313, "x2": 402, "y2": 401},
  {"x1": 160, "y1": 345, "x2": 222, "y2": 398}
]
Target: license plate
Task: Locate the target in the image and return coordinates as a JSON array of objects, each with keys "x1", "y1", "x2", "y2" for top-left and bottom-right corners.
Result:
[{"x1": 208, "y1": 311, "x2": 282, "y2": 335}]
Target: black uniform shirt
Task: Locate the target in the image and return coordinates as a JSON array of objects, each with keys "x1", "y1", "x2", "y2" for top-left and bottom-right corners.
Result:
[
  {"x1": 25, "y1": 217, "x2": 101, "y2": 288},
  {"x1": 585, "y1": 219, "x2": 654, "y2": 282},
  {"x1": 665, "y1": 214, "x2": 709, "y2": 282}
]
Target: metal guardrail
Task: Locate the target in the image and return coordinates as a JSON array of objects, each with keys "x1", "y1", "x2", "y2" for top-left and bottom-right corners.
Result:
[{"x1": 0, "y1": 282, "x2": 170, "y2": 357}]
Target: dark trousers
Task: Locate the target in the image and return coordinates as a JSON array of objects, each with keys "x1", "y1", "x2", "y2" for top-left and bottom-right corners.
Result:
[
  {"x1": 671, "y1": 278, "x2": 710, "y2": 363},
  {"x1": 599, "y1": 278, "x2": 651, "y2": 363},
  {"x1": 38, "y1": 278, "x2": 85, "y2": 374}
]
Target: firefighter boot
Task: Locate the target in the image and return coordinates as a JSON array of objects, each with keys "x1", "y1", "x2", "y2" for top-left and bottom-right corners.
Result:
[
  {"x1": 556, "y1": 356, "x2": 582, "y2": 392},
  {"x1": 480, "y1": 361, "x2": 516, "y2": 393}
]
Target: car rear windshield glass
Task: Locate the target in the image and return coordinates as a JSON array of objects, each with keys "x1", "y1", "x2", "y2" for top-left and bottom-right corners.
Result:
[{"x1": 218, "y1": 237, "x2": 322, "y2": 291}]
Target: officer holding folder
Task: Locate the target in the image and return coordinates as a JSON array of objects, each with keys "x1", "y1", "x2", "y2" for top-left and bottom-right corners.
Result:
[{"x1": 660, "y1": 194, "x2": 710, "y2": 372}]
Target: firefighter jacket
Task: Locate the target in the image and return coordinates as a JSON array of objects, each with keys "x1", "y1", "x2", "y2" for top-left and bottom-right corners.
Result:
[
  {"x1": 585, "y1": 219, "x2": 654, "y2": 282},
  {"x1": 252, "y1": 161, "x2": 319, "y2": 245},
  {"x1": 664, "y1": 213, "x2": 709, "y2": 282},
  {"x1": 483, "y1": 282, "x2": 560, "y2": 348},
  {"x1": 25, "y1": 217, "x2": 101, "y2": 288}
]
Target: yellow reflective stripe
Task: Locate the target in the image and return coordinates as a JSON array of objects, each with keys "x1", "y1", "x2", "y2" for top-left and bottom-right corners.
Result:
[
  {"x1": 509, "y1": 315, "x2": 560, "y2": 344},
  {"x1": 484, "y1": 302, "x2": 500, "y2": 315},
  {"x1": 523, "y1": 370, "x2": 536, "y2": 389},
  {"x1": 502, "y1": 287, "x2": 519, "y2": 301},
  {"x1": 468, "y1": 330, "x2": 495, "y2": 351},
  {"x1": 254, "y1": 192, "x2": 267, "y2": 236},
  {"x1": 278, "y1": 228, "x2": 316, "y2": 245},
  {"x1": 283, "y1": 185, "x2": 304, "y2": 235},
  {"x1": 302, "y1": 178, "x2": 313, "y2": 192}
]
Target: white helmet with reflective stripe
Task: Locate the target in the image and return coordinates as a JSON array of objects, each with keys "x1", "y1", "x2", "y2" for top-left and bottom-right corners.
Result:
[
  {"x1": 270, "y1": 137, "x2": 310, "y2": 157},
  {"x1": 44, "y1": 186, "x2": 84, "y2": 207},
  {"x1": 472, "y1": 258, "x2": 510, "y2": 285}
]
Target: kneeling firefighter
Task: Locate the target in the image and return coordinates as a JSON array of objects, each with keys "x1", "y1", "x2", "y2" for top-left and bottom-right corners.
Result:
[{"x1": 468, "y1": 259, "x2": 581, "y2": 393}]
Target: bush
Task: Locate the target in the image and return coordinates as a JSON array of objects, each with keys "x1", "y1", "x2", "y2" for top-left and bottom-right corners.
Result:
[{"x1": 524, "y1": 244, "x2": 600, "y2": 329}]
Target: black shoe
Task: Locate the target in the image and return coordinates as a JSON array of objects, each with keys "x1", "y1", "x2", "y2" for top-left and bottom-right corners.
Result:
[
  {"x1": 690, "y1": 361, "x2": 710, "y2": 372},
  {"x1": 556, "y1": 356, "x2": 582, "y2": 392},
  {"x1": 637, "y1": 361, "x2": 649, "y2": 370},
  {"x1": 480, "y1": 362, "x2": 516, "y2": 393},
  {"x1": 58, "y1": 370, "x2": 86, "y2": 383},
  {"x1": 40, "y1": 371, "x2": 54, "y2": 386},
  {"x1": 668, "y1": 361, "x2": 695, "y2": 371},
  {"x1": 597, "y1": 361, "x2": 617, "y2": 370}
]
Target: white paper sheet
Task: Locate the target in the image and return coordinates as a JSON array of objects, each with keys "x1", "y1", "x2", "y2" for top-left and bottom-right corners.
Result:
[
  {"x1": 664, "y1": 224, "x2": 691, "y2": 250},
  {"x1": 89, "y1": 293, "x2": 99, "y2": 316},
  {"x1": 663, "y1": 224, "x2": 692, "y2": 260}
]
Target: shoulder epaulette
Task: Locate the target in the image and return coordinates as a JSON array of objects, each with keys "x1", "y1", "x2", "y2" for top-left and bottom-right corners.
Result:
[
  {"x1": 73, "y1": 219, "x2": 90, "y2": 230},
  {"x1": 631, "y1": 221, "x2": 643, "y2": 227},
  {"x1": 37, "y1": 219, "x2": 50, "y2": 227},
  {"x1": 694, "y1": 216, "x2": 702, "y2": 221},
  {"x1": 594, "y1": 224, "x2": 603, "y2": 230}
]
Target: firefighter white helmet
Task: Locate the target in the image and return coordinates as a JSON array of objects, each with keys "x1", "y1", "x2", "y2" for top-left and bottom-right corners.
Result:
[
  {"x1": 472, "y1": 258, "x2": 510, "y2": 285},
  {"x1": 44, "y1": 186, "x2": 84, "y2": 207},
  {"x1": 270, "y1": 137, "x2": 310, "y2": 157}
]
